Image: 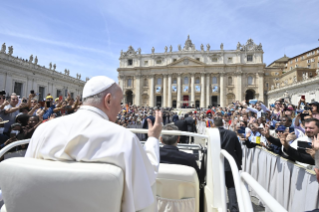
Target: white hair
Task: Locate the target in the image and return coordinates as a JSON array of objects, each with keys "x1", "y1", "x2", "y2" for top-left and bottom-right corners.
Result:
[{"x1": 83, "y1": 84, "x2": 118, "y2": 106}]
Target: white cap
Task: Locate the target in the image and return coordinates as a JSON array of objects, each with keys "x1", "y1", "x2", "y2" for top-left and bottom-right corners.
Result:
[{"x1": 82, "y1": 76, "x2": 116, "y2": 99}]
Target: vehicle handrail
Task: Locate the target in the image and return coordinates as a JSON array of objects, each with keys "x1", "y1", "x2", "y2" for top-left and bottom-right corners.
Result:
[
  {"x1": 220, "y1": 150, "x2": 252, "y2": 212},
  {"x1": 0, "y1": 139, "x2": 30, "y2": 158},
  {"x1": 128, "y1": 128, "x2": 209, "y2": 139},
  {"x1": 240, "y1": 172, "x2": 287, "y2": 212}
]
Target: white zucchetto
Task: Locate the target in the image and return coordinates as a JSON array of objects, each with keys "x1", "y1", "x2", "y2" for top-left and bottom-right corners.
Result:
[{"x1": 82, "y1": 76, "x2": 116, "y2": 99}]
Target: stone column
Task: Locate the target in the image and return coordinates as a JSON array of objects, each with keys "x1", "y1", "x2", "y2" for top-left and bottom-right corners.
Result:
[
  {"x1": 149, "y1": 75, "x2": 155, "y2": 107},
  {"x1": 220, "y1": 73, "x2": 226, "y2": 107},
  {"x1": 206, "y1": 73, "x2": 210, "y2": 107},
  {"x1": 191, "y1": 73, "x2": 195, "y2": 106},
  {"x1": 135, "y1": 75, "x2": 141, "y2": 105},
  {"x1": 168, "y1": 74, "x2": 172, "y2": 107},
  {"x1": 177, "y1": 74, "x2": 181, "y2": 108},
  {"x1": 258, "y1": 72, "x2": 264, "y2": 102},
  {"x1": 200, "y1": 73, "x2": 205, "y2": 107},
  {"x1": 119, "y1": 76, "x2": 125, "y2": 103},
  {"x1": 237, "y1": 73, "x2": 242, "y2": 101},
  {"x1": 163, "y1": 74, "x2": 167, "y2": 107}
]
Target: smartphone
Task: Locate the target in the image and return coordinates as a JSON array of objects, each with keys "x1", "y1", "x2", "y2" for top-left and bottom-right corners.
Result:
[
  {"x1": 22, "y1": 99, "x2": 27, "y2": 103},
  {"x1": 300, "y1": 113, "x2": 309, "y2": 121},
  {"x1": 297, "y1": 141, "x2": 312, "y2": 149},
  {"x1": 301, "y1": 95, "x2": 305, "y2": 100},
  {"x1": 46, "y1": 101, "x2": 51, "y2": 107},
  {"x1": 59, "y1": 95, "x2": 63, "y2": 101},
  {"x1": 39, "y1": 101, "x2": 45, "y2": 107},
  {"x1": 30, "y1": 90, "x2": 34, "y2": 94}
]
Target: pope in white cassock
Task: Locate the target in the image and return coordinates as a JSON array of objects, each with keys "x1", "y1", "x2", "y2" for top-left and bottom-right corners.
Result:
[{"x1": 25, "y1": 76, "x2": 162, "y2": 212}]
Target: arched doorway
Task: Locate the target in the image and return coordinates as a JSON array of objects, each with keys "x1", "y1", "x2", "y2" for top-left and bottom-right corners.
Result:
[
  {"x1": 195, "y1": 100, "x2": 200, "y2": 108},
  {"x1": 125, "y1": 90, "x2": 133, "y2": 105},
  {"x1": 245, "y1": 89, "x2": 255, "y2": 102}
]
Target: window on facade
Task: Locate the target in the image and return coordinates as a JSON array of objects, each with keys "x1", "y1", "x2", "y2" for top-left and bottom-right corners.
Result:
[
  {"x1": 247, "y1": 55, "x2": 253, "y2": 62},
  {"x1": 212, "y1": 77, "x2": 217, "y2": 84},
  {"x1": 157, "y1": 78, "x2": 162, "y2": 85},
  {"x1": 127, "y1": 79, "x2": 132, "y2": 87},
  {"x1": 39, "y1": 86, "x2": 45, "y2": 101},
  {"x1": 228, "y1": 57, "x2": 233, "y2": 63},
  {"x1": 144, "y1": 78, "x2": 148, "y2": 86},
  {"x1": 184, "y1": 77, "x2": 189, "y2": 84},
  {"x1": 248, "y1": 76, "x2": 253, "y2": 85},
  {"x1": 290, "y1": 67, "x2": 293, "y2": 70},
  {"x1": 308, "y1": 65, "x2": 311, "y2": 68},
  {"x1": 156, "y1": 60, "x2": 162, "y2": 64},
  {"x1": 196, "y1": 58, "x2": 200, "y2": 61},
  {"x1": 56, "y1": 90, "x2": 61, "y2": 98},
  {"x1": 144, "y1": 61, "x2": 148, "y2": 65},
  {"x1": 195, "y1": 78, "x2": 200, "y2": 84},
  {"x1": 212, "y1": 58, "x2": 217, "y2": 62},
  {"x1": 311, "y1": 58, "x2": 315, "y2": 62},
  {"x1": 228, "y1": 77, "x2": 232, "y2": 85},
  {"x1": 308, "y1": 60, "x2": 311, "y2": 63},
  {"x1": 70, "y1": 92, "x2": 74, "y2": 99},
  {"x1": 295, "y1": 64, "x2": 298, "y2": 68},
  {"x1": 266, "y1": 83, "x2": 269, "y2": 90},
  {"x1": 14, "y1": 82, "x2": 23, "y2": 96},
  {"x1": 173, "y1": 78, "x2": 177, "y2": 84},
  {"x1": 290, "y1": 61, "x2": 292, "y2": 64},
  {"x1": 317, "y1": 50, "x2": 319, "y2": 54},
  {"x1": 128, "y1": 59, "x2": 133, "y2": 66},
  {"x1": 295, "y1": 58, "x2": 298, "y2": 62}
]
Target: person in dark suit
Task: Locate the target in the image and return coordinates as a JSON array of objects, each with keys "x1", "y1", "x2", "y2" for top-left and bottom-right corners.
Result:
[
  {"x1": 159, "y1": 123, "x2": 199, "y2": 176},
  {"x1": 214, "y1": 117, "x2": 242, "y2": 212},
  {"x1": 174, "y1": 117, "x2": 188, "y2": 143},
  {"x1": 142, "y1": 110, "x2": 155, "y2": 140},
  {"x1": 184, "y1": 112, "x2": 197, "y2": 143},
  {"x1": 172, "y1": 112, "x2": 179, "y2": 122}
]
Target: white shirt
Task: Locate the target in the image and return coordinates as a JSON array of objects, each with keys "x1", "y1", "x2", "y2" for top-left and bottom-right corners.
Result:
[{"x1": 25, "y1": 105, "x2": 160, "y2": 212}]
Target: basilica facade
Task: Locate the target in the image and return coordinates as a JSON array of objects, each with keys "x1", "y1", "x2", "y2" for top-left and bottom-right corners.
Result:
[{"x1": 117, "y1": 36, "x2": 265, "y2": 108}]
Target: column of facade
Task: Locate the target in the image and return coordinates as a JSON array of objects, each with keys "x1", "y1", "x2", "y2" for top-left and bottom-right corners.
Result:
[
  {"x1": 163, "y1": 74, "x2": 167, "y2": 107},
  {"x1": 206, "y1": 73, "x2": 210, "y2": 107},
  {"x1": 135, "y1": 75, "x2": 141, "y2": 106},
  {"x1": 190, "y1": 73, "x2": 195, "y2": 106},
  {"x1": 167, "y1": 74, "x2": 172, "y2": 107},
  {"x1": 200, "y1": 73, "x2": 205, "y2": 108},
  {"x1": 258, "y1": 72, "x2": 264, "y2": 102},
  {"x1": 220, "y1": 73, "x2": 225, "y2": 107},
  {"x1": 237, "y1": 73, "x2": 242, "y2": 101},
  {"x1": 149, "y1": 75, "x2": 155, "y2": 107},
  {"x1": 177, "y1": 74, "x2": 181, "y2": 108},
  {"x1": 119, "y1": 76, "x2": 125, "y2": 103}
]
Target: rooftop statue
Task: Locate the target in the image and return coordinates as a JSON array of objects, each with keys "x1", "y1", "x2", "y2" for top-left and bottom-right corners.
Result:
[
  {"x1": 200, "y1": 44, "x2": 204, "y2": 51},
  {"x1": 206, "y1": 44, "x2": 210, "y2": 51},
  {"x1": 8, "y1": 46, "x2": 13, "y2": 56},
  {"x1": 151, "y1": 47, "x2": 155, "y2": 54},
  {"x1": 29, "y1": 54, "x2": 33, "y2": 63},
  {"x1": 164, "y1": 46, "x2": 168, "y2": 53},
  {"x1": 34, "y1": 56, "x2": 38, "y2": 65},
  {"x1": 178, "y1": 44, "x2": 181, "y2": 51},
  {"x1": 1, "y1": 43, "x2": 6, "y2": 53},
  {"x1": 169, "y1": 45, "x2": 172, "y2": 52},
  {"x1": 49, "y1": 62, "x2": 52, "y2": 70},
  {"x1": 53, "y1": 64, "x2": 56, "y2": 71},
  {"x1": 183, "y1": 35, "x2": 196, "y2": 51},
  {"x1": 137, "y1": 48, "x2": 141, "y2": 55},
  {"x1": 220, "y1": 43, "x2": 224, "y2": 50},
  {"x1": 237, "y1": 42, "x2": 241, "y2": 50}
]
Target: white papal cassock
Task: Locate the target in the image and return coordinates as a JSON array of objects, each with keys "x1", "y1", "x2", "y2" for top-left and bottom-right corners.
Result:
[{"x1": 25, "y1": 105, "x2": 160, "y2": 212}]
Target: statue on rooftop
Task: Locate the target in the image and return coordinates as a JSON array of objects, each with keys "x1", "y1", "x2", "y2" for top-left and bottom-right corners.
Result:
[
  {"x1": 49, "y1": 62, "x2": 52, "y2": 70},
  {"x1": 8, "y1": 46, "x2": 13, "y2": 56},
  {"x1": 164, "y1": 46, "x2": 168, "y2": 53},
  {"x1": 137, "y1": 48, "x2": 141, "y2": 55},
  {"x1": 169, "y1": 45, "x2": 172, "y2": 52},
  {"x1": 53, "y1": 64, "x2": 56, "y2": 70},
  {"x1": 206, "y1": 44, "x2": 210, "y2": 51},
  {"x1": 200, "y1": 44, "x2": 204, "y2": 51},
  {"x1": 29, "y1": 54, "x2": 33, "y2": 63},
  {"x1": 151, "y1": 47, "x2": 155, "y2": 54},
  {"x1": 34, "y1": 56, "x2": 38, "y2": 65},
  {"x1": 178, "y1": 45, "x2": 181, "y2": 51},
  {"x1": 220, "y1": 43, "x2": 224, "y2": 50},
  {"x1": 237, "y1": 42, "x2": 241, "y2": 50},
  {"x1": 1, "y1": 43, "x2": 6, "y2": 53}
]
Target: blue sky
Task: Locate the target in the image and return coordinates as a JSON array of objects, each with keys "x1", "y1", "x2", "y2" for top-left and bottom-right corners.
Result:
[{"x1": 0, "y1": 0, "x2": 318, "y2": 82}]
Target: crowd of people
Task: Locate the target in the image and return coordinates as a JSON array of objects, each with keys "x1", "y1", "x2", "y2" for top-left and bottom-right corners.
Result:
[{"x1": 0, "y1": 90, "x2": 82, "y2": 155}]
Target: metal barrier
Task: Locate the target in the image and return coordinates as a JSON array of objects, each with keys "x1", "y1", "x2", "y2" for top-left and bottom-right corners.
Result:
[{"x1": 0, "y1": 129, "x2": 288, "y2": 212}]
